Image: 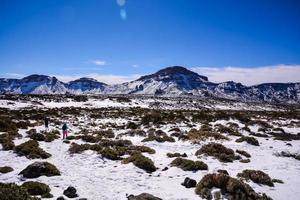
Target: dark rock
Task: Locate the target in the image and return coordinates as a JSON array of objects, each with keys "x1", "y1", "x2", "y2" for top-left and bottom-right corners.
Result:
[
  {"x1": 162, "y1": 167, "x2": 168, "y2": 171},
  {"x1": 182, "y1": 177, "x2": 197, "y2": 188},
  {"x1": 63, "y1": 186, "x2": 78, "y2": 198},
  {"x1": 57, "y1": 196, "x2": 65, "y2": 200}
]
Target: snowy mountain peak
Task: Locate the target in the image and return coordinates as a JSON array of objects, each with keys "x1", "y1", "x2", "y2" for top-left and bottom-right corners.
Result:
[{"x1": 0, "y1": 67, "x2": 299, "y2": 103}]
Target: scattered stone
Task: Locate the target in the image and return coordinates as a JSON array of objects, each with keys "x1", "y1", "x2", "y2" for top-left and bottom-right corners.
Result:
[
  {"x1": 19, "y1": 161, "x2": 60, "y2": 178},
  {"x1": 162, "y1": 167, "x2": 168, "y2": 171},
  {"x1": 57, "y1": 196, "x2": 65, "y2": 200},
  {"x1": 182, "y1": 177, "x2": 197, "y2": 188},
  {"x1": 63, "y1": 186, "x2": 78, "y2": 198}
]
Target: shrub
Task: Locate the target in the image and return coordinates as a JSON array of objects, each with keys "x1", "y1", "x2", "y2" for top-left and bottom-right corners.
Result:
[
  {"x1": 142, "y1": 135, "x2": 175, "y2": 143},
  {"x1": 127, "y1": 122, "x2": 139, "y2": 129},
  {"x1": 22, "y1": 181, "x2": 51, "y2": 196},
  {"x1": 14, "y1": 140, "x2": 51, "y2": 159},
  {"x1": 236, "y1": 136, "x2": 259, "y2": 146},
  {"x1": 100, "y1": 147, "x2": 122, "y2": 160},
  {"x1": 120, "y1": 129, "x2": 146, "y2": 137},
  {"x1": 44, "y1": 130, "x2": 60, "y2": 142},
  {"x1": 274, "y1": 151, "x2": 300, "y2": 161},
  {"x1": 122, "y1": 153, "x2": 156, "y2": 173},
  {"x1": 68, "y1": 143, "x2": 92, "y2": 154},
  {"x1": 0, "y1": 133, "x2": 15, "y2": 150},
  {"x1": 195, "y1": 143, "x2": 241, "y2": 163},
  {"x1": 250, "y1": 132, "x2": 269, "y2": 138},
  {"x1": 127, "y1": 145, "x2": 156, "y2": 154},
  {"x1": 19, "y1": 161, "x2": 60, "y2": 178},
  {"x1": 237, "y1": 169, "x2": 274, "y2": 187},
  {"x1": 80, "y1": 134, "x2": 101, "y2": 143},
  {"x1": 183, "y1": 128, "x2": 229, "y2": 141},
  {"x1": 0, "y1": 119, "x2": 18, "y2": 133},
  {"x1": 239, "y1": 159, "x2": 250, "y2": 163},
  {"x1": 141, "y1": 112, "x2": 162, "y2": 125},
  {"x1": 0, "y1": 166, "x2": 13, "y2": 173},
  {"x1": 0, "y1": 183, "x2": 37, "y2": 200},
  {"x1": 236, "y1": 149, "x2": 251, "y2": 158},
  {"x1": 166, "y1": 152, "x2": 187, "y2": 158},
  {"x1": 29, "y1": 133, "x2": 45, "y2": 141},
  {"x1": 94, "y1": 129, "x2": 115, "y2": 138},
  {"x1": 215, "y1": 124, "x2": 241, "y2": 136},
  {"x1": 100, "y1": 139, "x2": 133, "y2": 147},
  {"x1": 195, "y1": 173, "x2": 272, "y2": 200},
  {"x1": 170, "y1": 157, "x2": 208, "y2": 171},
  {"x1": 268, "y1": 132, "x2": 300, "y2": 141}
]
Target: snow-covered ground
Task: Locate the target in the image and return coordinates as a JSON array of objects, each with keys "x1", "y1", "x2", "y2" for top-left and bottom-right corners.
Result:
[{"x1": 0, "y1": 96, "x2": 299, "y2": 200}]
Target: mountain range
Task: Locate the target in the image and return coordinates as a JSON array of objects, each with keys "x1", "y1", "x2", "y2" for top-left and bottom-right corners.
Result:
[{"x1": 0, "y1": 66, "x2": 299, "y2": 103}]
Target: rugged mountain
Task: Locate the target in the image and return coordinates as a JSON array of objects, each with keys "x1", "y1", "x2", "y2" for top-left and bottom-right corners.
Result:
[
  {"x1": 0, "y1": 66, "x2": 299, "y2": 103},
  {"x1": 105, "y1": 66, "x2": 214, "y2": 95},
  {"x1": 68, "y1": 78, "x2": 107, "y2": 93},
  {"x1": 0, "y1": 75, "x2": 67, "y2": 94}
]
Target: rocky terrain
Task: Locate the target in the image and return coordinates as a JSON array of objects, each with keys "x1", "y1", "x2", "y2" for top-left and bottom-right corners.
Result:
[
  {"x1": 0, "y1": 94, "x2": 299, "y2": 200},
  {"x1": 1, "y1": 66, "x2": 299, "y2": 103}
]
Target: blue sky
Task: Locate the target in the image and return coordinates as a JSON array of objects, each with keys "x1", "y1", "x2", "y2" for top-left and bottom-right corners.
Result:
[{"x1": 0, "y1": 0, "x2": 300, "y2": 85}]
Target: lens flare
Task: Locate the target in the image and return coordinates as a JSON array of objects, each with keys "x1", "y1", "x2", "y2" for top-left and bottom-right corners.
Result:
[
  {"x1": 116, "y1": 0, "x2": 126, "y2": 7},
  {"x1": 120, "y1": 9, "x2": 127, "y2": 20}
]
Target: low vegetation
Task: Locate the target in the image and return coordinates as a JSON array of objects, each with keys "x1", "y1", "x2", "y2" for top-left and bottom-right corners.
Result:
[
  {"x1": 237, "y1": 169, "x2": 274, "y2": 187},
  {"x1": 195, "y1": 173, "x2": 272, "y2": 200},
  {"x1": 14, "y1": 140, "x2": 51, "y2": 159},
  {"x1": 0, "y1": 166, "x2": 13, "y2": 174},
  {"x1": 0, "y1": 183, "x2": 38, "y2": 200},
  {"x1": 195, "y1": 143, "x2": 241, "y2": 162},
  {"x1": 122, "y1": 153, "x2": 156, "y2": 173},
  {"x1": 170, "y1": 157, "x2": 208, "y2": 171},
  {"x1": 236, "y1": 136, "x2": 259, "y2": 146}
]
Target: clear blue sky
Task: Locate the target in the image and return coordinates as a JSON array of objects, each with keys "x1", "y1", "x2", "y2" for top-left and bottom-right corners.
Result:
[{"x1": 0, "y1": 0, "x2": 300, "y2": 79}]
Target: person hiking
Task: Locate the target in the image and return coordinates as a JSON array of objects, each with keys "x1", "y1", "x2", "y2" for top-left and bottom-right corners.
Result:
[
  {"x1": 62, "y1": 122, "x2": 68, "y2": 139},
  {"x1": 44, "y1": 116, "x2": 49, "y2": 131}
]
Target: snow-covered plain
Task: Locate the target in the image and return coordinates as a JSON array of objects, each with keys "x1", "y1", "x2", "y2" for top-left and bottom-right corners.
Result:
[{"x1": 0, "y1": 95, "x2": 299, "y2": 200}]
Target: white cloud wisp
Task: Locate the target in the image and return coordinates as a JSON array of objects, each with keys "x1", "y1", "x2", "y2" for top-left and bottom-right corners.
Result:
[{"x1": 191, "y1": 64, "x2": 300, "y2": 86}]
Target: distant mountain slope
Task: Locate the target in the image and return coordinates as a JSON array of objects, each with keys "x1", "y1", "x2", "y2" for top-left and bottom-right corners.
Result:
[{"x1": 0, "y1": 66, "x2": 299, "y2": 103}]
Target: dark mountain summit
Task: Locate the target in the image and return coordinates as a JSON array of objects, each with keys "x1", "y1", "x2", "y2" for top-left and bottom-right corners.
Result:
[{"x1": 138, "y1": 66, "x2": 208, "y2": 82}]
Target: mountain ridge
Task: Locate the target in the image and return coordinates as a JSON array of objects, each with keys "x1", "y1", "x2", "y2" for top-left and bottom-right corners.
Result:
[{"x1": 0, "y1": 66, "x2": 299, "y2": 103}]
